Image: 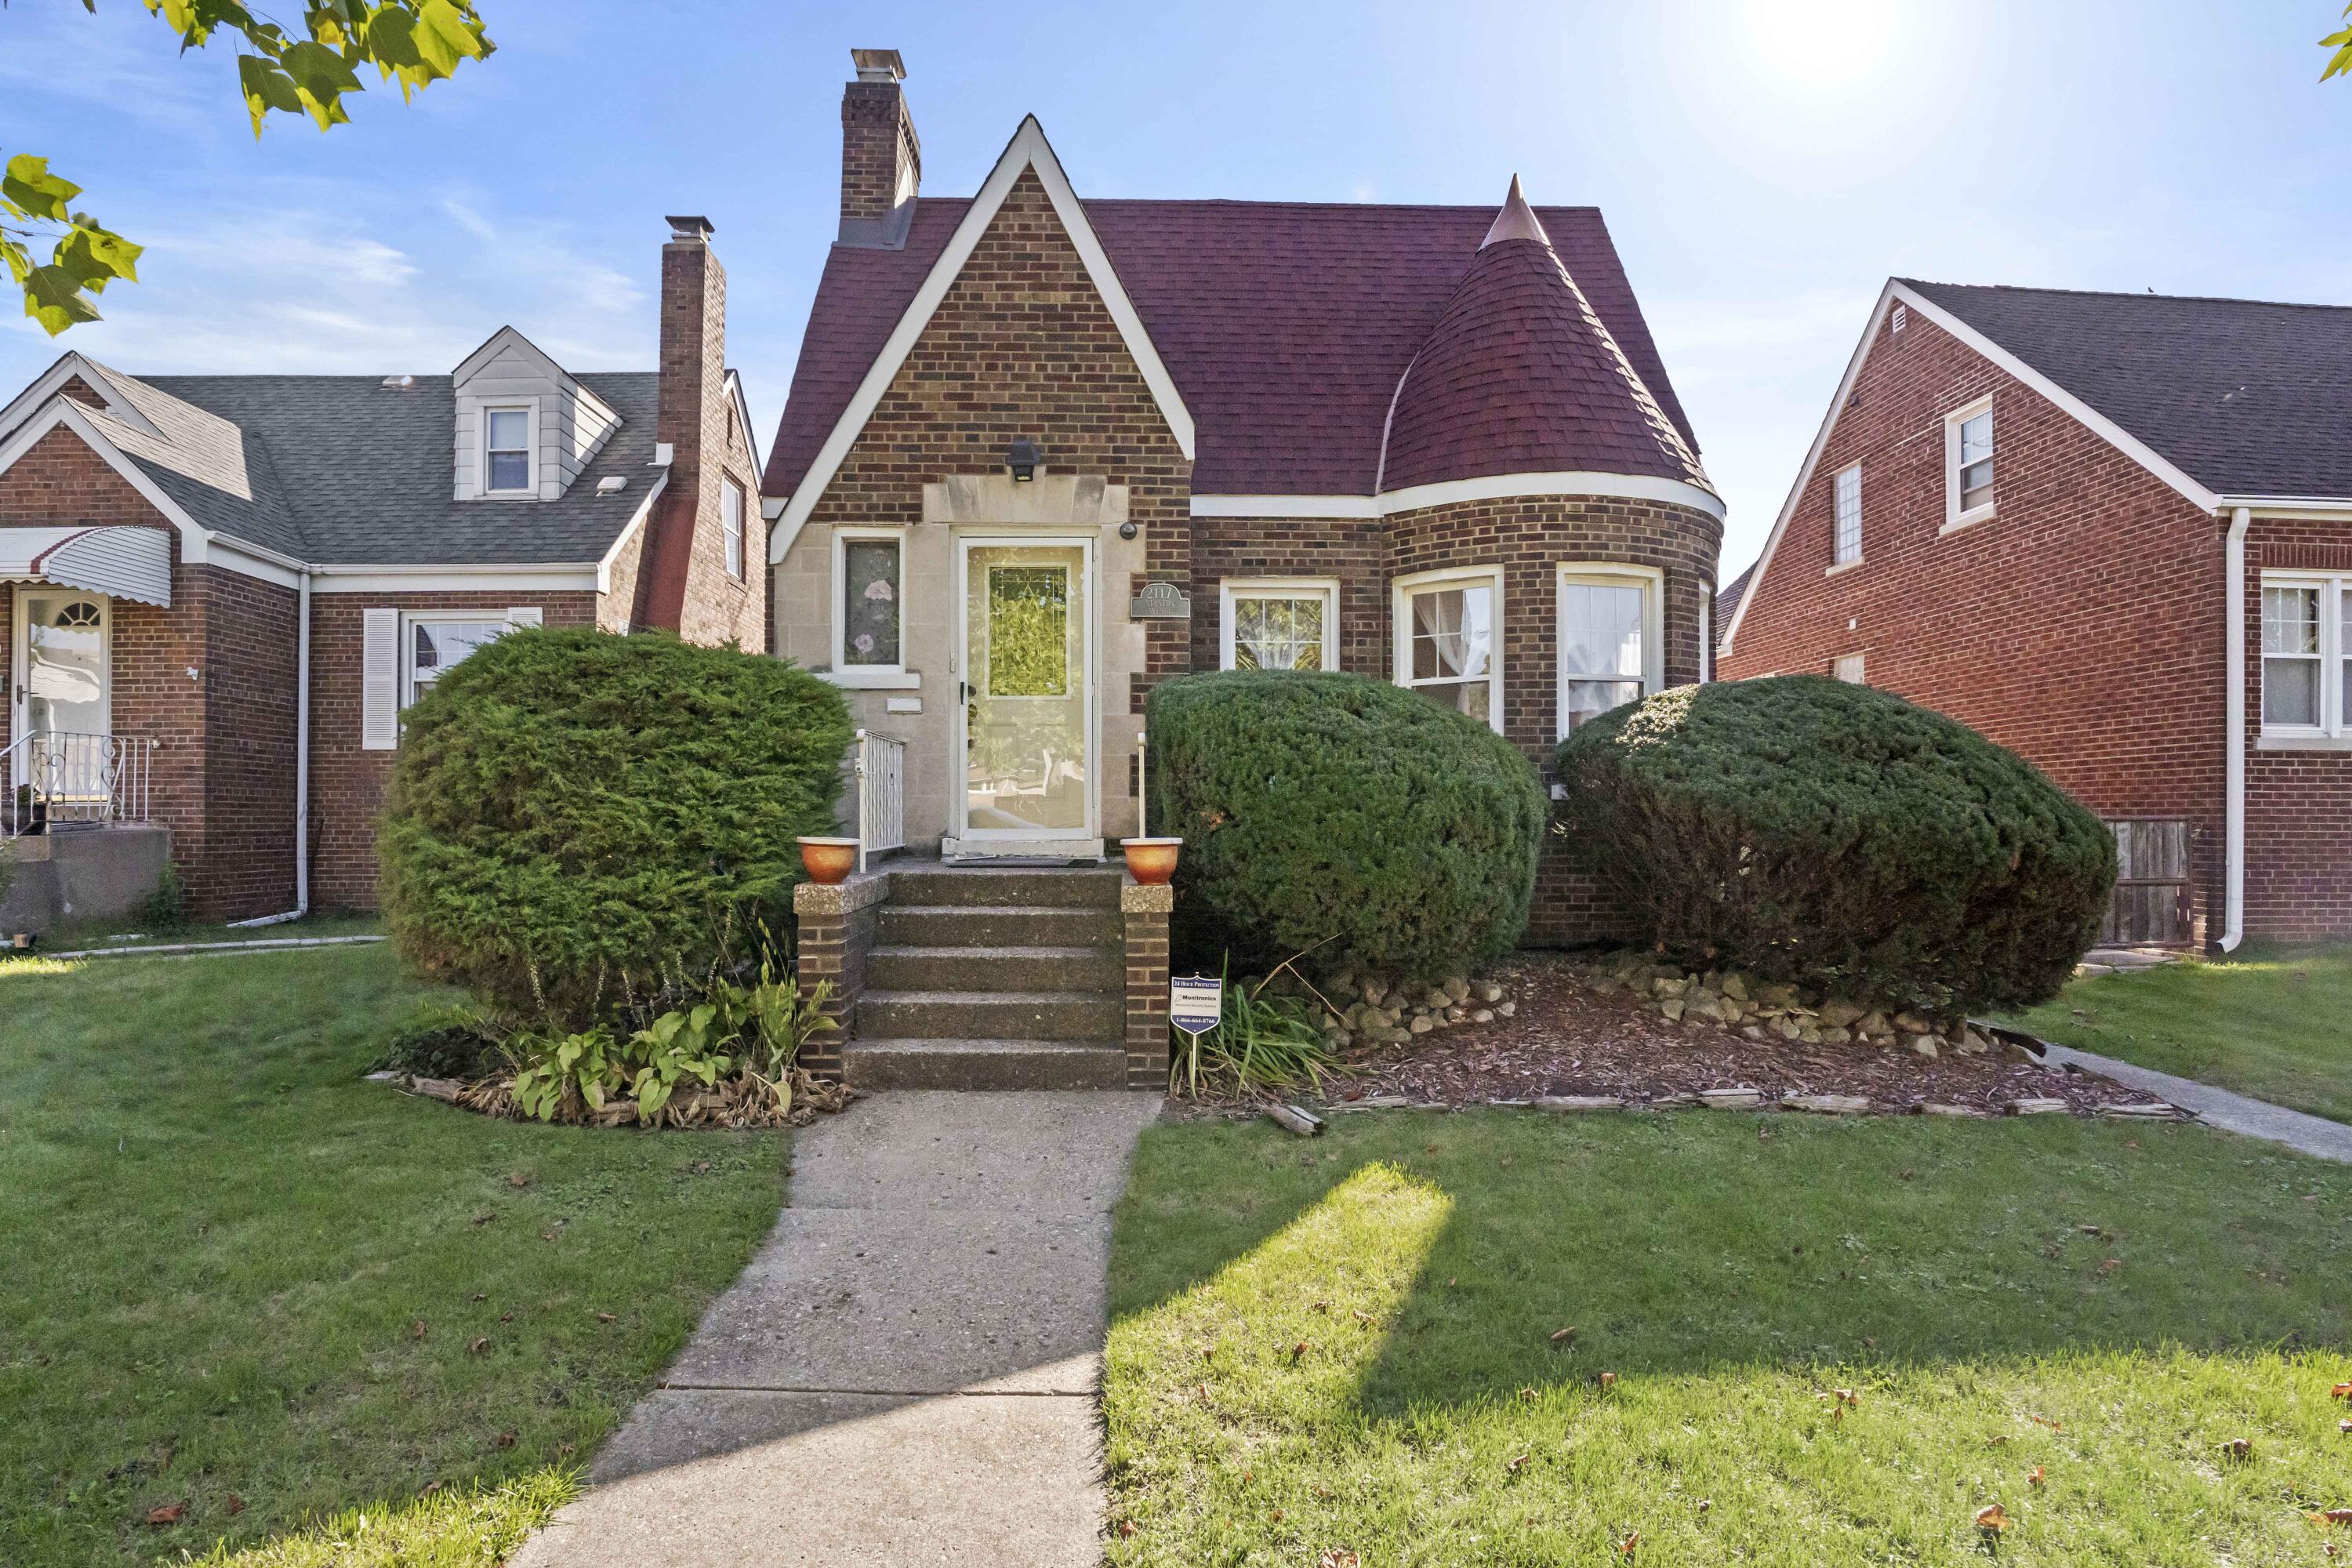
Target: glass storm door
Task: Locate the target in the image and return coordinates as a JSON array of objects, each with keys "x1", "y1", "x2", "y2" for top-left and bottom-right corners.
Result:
[
  {"x1": 17, "y1": 590, "x2": 110, "y2": 737},
  {"x1": 960, "y1": 541, "x2": 1091, "y2": 838}
]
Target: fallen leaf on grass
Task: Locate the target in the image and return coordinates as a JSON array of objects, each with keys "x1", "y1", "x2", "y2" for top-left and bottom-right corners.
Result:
[
  {"x1": 1290, "y1": 1341, "x2": 1308, "y2": 1363},
  {"x1": 2311, "y1": 1509, "x2": 2352, "y2": 1527},
  {"x1": 226, "y1": 1495, "x2": 245, "y2": 1516},
  {"x1": 467, "y1": 1336, "x2": 489, "y2": 1356},
  {"x1": 411, "y1": 1319, "x2": 427, "y2": 1340},
  {"x1": 1975, "y1": 1504, "x2": 2011, "y2": 1533},
  {"x1": 2339, "y1": 1420, "x2": 2352, "y2": 1435},
  {"x1": 597, "y1": 1312, "x2": 617, "y2": 1324},
  {"x1": 1599, "y1": 1371, "x2": 1619, "y2": 1388},
  {"x1": 1311, "y1": 1300, "x2": 1330, "y2": 1315},
  {"x1": 1507, "y1": 1453, "x2": 1530, "y2": 1474},
  {"x1": 143, "y1": 1502, "x2": 185, "y2": 1527},
  {"x1": 1550, "y1": 1325, "x2": 1577, "y2": 1344},
  {"x1": 419, "y1": 1480, "x2": 442, "y2": 1497},
  {"x1": 1350, "y1": 1309, "x2": 1376, "y2": 1330},
  {"x1": 1117, "y1": 1519, "x2": 1138, "y2": 1538},
  {"x1": 2098, "y1": 1258, "x2": 2122, "y2": 1276},
  {"x1": 2029, "y1": 1414, "x2": 2062, "y2": 1432},
  {"x1": 1269, "y1": 1508, "x2": 1285, "y2": 1523},
  {"x1": 1517, "y1": 1387, "x2": 1537, "y2": 1403},
  {"x1": 471, "y1": 1214, "x2": 495, "y2": 1225},
  {"x1": 2220, "y1": 1437, "x2": 2252, "y2": 1460},
  {"x1": 495, "y1": 1432, "x2": 516, "y2": 1450},
  {"x1": 1317, "y1": 1552, "x2": 1359, "y2": 1568},
  {"x1": 1619, "y1": 1529, "x2": 1640, "y2": 1556},
  {"x1": 507, "y1": 1173, "x2": 530, "y2": 1189},
  {"x1": 471, "y1": 1292, "x2": 487, "y2": 1302},
  {"x1": 2332, "y1": 1382, "x2": 2352, "y2": 1400},
  {"x1": 2027, "y1": 1467, "x2": 2045, "y2": 1486}
]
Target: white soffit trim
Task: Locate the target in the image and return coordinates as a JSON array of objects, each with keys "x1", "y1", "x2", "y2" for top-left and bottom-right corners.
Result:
[
  {"x1": 2216, "y1": 494, "x2": 2352, "y2": 517},
  {"x1": 596, "y1": 470, "x2": 669, "y2": 594},
  {"x1": 1192, "y1": 470, "x2": 1727, "y2": 522},
  {"x1": 310, "y1": 563, "x2": 601, "y2": 593},
  {"x1": 770, "y1": 114, "x2": 1197, "y2": 561},
  {"x1": 0, "y1": 524, "x2": 173, "y2": 606},
  {"x1": 1892, "y1": 282, "x2": 2220, "y2": 514}
]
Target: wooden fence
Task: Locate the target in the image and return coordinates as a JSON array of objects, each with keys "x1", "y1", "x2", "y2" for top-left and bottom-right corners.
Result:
[{"x1": 2101, "y1": 818, "x2": 2194, "y2": 946}]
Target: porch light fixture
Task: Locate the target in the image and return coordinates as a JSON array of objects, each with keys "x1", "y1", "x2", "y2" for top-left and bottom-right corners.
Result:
[{"x1": 1007, "y1": 437, "x2": 1041, "y2": 483}]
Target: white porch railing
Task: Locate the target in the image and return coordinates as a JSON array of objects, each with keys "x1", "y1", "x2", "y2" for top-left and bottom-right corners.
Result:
[
  {"x1": 4, "y1": 730, "x2": 157, "y2": 839},
  {"x1": 854, "y1": 728, "x2": 906, "y2": 875}
]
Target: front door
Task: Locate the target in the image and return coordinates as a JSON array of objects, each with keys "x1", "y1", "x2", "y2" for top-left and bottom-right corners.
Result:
[
  {"x1": 10, "y1": 588, "x2": 111, "y2": 793},
  {"x1": 956, "y1": 539, "x2": 1095, "y2": 844}
]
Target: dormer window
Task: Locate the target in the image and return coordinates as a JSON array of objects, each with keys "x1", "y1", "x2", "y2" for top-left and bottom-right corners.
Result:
[{"x1": 485, "y1": 408, "x2": 532, "y2": 494}]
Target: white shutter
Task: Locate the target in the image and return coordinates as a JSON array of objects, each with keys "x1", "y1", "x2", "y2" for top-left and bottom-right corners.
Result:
[
  {"x1": 361, "y1": 608, "x2": 401, "y2": 751},
  {"x1": 505, "y1": 606, "x2": 543, "y2": 628}
]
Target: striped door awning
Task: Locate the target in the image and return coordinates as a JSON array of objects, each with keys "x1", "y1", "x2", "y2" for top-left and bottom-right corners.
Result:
[{"x1": 0, "y1": 524, "x2": 172, "y2": 607}]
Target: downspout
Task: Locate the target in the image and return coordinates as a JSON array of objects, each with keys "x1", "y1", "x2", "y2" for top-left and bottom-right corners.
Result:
[
  {"x1": 2221, "y1": 506, "x2": 2249, "y2": 953},
  {"x1": 228, "y1": 566, "x2": 311, "y2": 927}
]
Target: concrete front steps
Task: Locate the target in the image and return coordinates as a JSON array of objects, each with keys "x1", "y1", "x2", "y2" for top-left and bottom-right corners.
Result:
[{"x1": 847, "y1": 866, "x2": 1129, "y2": 1091}]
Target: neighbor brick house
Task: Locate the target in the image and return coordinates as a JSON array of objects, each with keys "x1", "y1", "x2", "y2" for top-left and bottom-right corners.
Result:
[
  {"x1": 768, "y1": 50, "x2": 1723, "y2": 947},
  {"x1": 0, "y1": 220, "x2": 763, "y2": 923},
  {"x1": 1720, "y1": 279, "x2": 2352, "y2": 948}
]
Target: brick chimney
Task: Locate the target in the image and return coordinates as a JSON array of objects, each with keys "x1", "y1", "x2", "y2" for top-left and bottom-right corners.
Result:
[
  {"x1": 635, "y1": 213, "x2": 727, "y2": 636},
  {"x1": 839, "y1": 48, "x2": 919, "y2": 248}
]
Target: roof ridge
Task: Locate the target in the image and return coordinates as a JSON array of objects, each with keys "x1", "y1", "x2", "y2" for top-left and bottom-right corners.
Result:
[{"x1": 1902, "y1": 277, "x2": 2352, "y2": 314}]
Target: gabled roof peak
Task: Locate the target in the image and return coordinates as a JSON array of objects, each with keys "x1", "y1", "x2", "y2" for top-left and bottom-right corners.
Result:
[{"x1": 1480, "y1": 174, "x2": 1552, "y2": 250}]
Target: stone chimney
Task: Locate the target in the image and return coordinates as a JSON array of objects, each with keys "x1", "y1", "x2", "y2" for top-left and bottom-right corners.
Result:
[
  {"x1": 635, "y1": 214, "x2": 727, "y2": 635},
  {"x1": 839, "y1": 48, "x2": 920, "y2": 248}
]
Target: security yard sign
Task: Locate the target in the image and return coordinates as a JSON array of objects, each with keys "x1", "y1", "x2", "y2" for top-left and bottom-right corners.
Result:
[{"x1": 1169, "y1": 975, "x2": 1224, "y2": 1036}]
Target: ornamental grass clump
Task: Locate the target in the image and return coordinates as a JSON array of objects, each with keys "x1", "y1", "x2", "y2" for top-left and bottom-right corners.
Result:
[
  {"x1": 1552, "y1": 676, "x2": 2115, "y2": 1016},
  {"x1": 379, "y1": 627, "x2": 852, "y2": 1030},
  {"x1": 1146, "y1": 670, "x2": 1547, "y2": 984}
]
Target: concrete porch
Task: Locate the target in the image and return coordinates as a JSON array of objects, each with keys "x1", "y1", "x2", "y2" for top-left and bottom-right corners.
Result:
[{"x1": 0, "y1": 822, "x2": 171, "y2": 933}]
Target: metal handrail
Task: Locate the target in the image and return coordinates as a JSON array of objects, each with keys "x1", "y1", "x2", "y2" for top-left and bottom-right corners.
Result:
[
  {"x1": 3, "y1": 730, "x2": 157, "y2": 839},
  {"x1": 854, "y1": 728, "x2": 906, "y2": 876}
]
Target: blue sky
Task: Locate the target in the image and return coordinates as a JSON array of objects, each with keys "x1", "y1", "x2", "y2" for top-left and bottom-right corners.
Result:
[{"x1": 5, "y1": 1, "x2": 2350, "y2": 575}]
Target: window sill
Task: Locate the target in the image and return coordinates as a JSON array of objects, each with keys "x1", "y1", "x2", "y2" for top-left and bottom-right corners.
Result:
[
  {"x1": 822, "y1": 668, "x2": 920, "y2": 691},
  {"x1": 1940, "y1": 504, "x2": 1995, "y2": 535},
  {"x1": 2256, "y1": 731, "x2": 2352, "y2": 753},
  {"x1": 1825, "y1": 557, "x2": 1864, "y2": 577}
]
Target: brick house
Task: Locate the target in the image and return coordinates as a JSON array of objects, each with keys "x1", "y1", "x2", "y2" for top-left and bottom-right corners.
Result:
[
  {"x1": 768, "y1": 51, "x2": 1723, "y2": 947},
  {"x1": 1720, "y1": 278, "x2": 2352, "y2": 949},
  {"x1": 0, "y1": 219, "x2": 764, "y2": 924}
]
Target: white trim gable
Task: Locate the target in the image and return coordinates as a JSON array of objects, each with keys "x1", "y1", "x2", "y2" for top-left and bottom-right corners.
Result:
[
  {"x1": 770, "y1": 114, "x2": 1196, "y2": 561},
  {"x1": 1720, "y1": 278, "x2": 2225, "y2": 659},
  {"x1": 0, "y1": 399, "x2": 212, "y2": 555},
  {"x1": 0, "y1": 353, "x2": 164, "y2": 444}
]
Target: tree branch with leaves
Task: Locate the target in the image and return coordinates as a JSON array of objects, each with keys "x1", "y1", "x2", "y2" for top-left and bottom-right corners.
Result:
[
  {"x1": 2325, "y1": 3, "x2": 2352, "y2": 80},
  {"x1": 2, "y1": 0, "x2": 492, "y2": 336}
]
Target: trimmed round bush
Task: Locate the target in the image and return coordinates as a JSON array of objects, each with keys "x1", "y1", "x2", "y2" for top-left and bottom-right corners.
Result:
[
  {"x1": 379, "y1": 629, "x2": 852, "y2": 1028},
  {"x1": 1147, "y1": 670, "x2": 1547, "y2": 983},
  {"x1": 1552, "y1": 676, "x2": 2115, "y2": 1015}
]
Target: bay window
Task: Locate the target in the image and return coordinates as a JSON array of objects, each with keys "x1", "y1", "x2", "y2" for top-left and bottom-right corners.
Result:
[
  {"x1": 1393, "y1": 566, "x2": 1502, "y2": 730},
  {"x1": 1555, "y1": 564, "x2": 1661, "y2": 737}
]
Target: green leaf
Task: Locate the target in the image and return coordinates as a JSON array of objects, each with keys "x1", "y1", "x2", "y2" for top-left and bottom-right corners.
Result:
[
  {"x1": 281, "y1": 38, "x2": 365, "y2": 129},
  {"x1": 237, "y1": 54, "x2": 306, "y2": 135},
  {"x1": 24, "y1": 264, "x2": 103, "y2": 336},
  {"x1": 2, "y1": 154, "x2": 82, "y2": 223},
  {"x1": 414, "y1": 0, "x2": 493, "y2": 75},
  {"x1": 1, "y1": 237, "x2": 31, "y2": 288},
  {"x1": 55, "y1": 224, "x2": 143, "y2": 291}
]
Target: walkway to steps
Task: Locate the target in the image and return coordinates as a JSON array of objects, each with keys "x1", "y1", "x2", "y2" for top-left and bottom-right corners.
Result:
[
  {"x1": 511, "y1": 1090, "x2": 1166, "y2": 1568},
  {"x1": 848, "y1": 866, "x2": 1131, "y2": 1091}
]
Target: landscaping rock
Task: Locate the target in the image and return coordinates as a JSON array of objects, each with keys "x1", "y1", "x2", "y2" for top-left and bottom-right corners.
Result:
[
  {"x1": 1536, "y1": 1094, "x2": 1625, "y2": 1112},
  {"x1": 1475, "y1": 981, "x2": 1504, "y2": 1004},
  {"x1": 1444, "y1": 977, "x2": 1472, "y2": 1004},
  {"x1": 1699, "y1": 1087, "x2": 1763, "y2": 1109},
  {"x1": 1408, "y1": 1014, "x2": 1436, "y2": 1036},
  {"x1": 2096, "y1": 1101, "x2": 2183, "y2": 1119},
  {"x1": 1783, "y1": 1093, "x2": 1872, "y2": 1115},
  {"x1": 1921, "y1": 1102, "x2": 1989, "y2": 1118},
  {"x1": 2005, "y1": 1097, "x2": 2071, "y2": 1116}
]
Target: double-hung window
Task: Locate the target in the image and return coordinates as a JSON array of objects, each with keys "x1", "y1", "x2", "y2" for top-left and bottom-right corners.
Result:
[
  {"x1": 1394, "y1": 567, "x2": 1502, "y2": 731},
  {"x1": 831, "y1": 526, "x2": 909, "y2": 686},
  {"x1": 2261, "y1": 574, "x2": 2352, "y2": 741},
  {"x1": 1944, "y1": 397, "x2": 1994, "y2": 528},
  {"x1": 402, "y1": 612, "x2": 537, "y2": 707},
  {"x1": 1831, "y1": 463, "x2": 1862, "y2": 567},
  {"x1": 1221, "y1": 579, "x2": 1339, "y2": 671},
  {"x1": 1556, "y1": 564, "x2": 1661, "y2": 737},
  {"x1": 485, "y1": 408, "x2": 532, "y2": 494},
  {"x1": 722, "y1": 478, "x2": 746, "y2": 580}
]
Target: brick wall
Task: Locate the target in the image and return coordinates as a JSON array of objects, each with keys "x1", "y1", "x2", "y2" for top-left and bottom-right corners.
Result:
[
  {"x1": 1388, "y1": 494, "x2": 1722, "y2": 946},
  {"x1": 840, "y1": 78, "x2": 920, "y2": 227},
  {"x1": 2245, "y1": 520, "x2": 2352, "y2": 940},
  {"x1": 198, "y1": 566, "x2": 299, "y2": 917},
  {"x1": 1187, "y1": 516, "x2": 1386, "y2": 681},
  {"x1": 309, "y1": 590, "x2": 597, "y2": 908},
  {"x1": 1719, "y1": 308, "x2": 2254, "y2": 942}
]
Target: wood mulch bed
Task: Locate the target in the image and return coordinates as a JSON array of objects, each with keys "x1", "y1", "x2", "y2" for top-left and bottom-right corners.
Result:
[{"x1": 1300, "y1": 953, "x2": 2169, "y2": 1120}]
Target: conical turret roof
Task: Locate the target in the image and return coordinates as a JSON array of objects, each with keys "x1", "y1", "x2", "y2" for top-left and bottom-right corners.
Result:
[{"x1": 1378, "y1": 176, "x2": 1711, "y2": 495}]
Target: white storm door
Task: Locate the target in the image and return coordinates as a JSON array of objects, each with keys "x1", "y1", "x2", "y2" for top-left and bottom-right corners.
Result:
[{"x1": 955, "y1": 537, "x2": 1097, "y2": 841}]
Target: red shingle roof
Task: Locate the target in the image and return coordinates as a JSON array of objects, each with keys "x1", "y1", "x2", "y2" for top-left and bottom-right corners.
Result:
[
  {"x1": 764, "y1": 194, "x2": 1701, "y2": 499},
  {"x1": 1380, "y1": 187, "x2": 1708, "y2": 493}
]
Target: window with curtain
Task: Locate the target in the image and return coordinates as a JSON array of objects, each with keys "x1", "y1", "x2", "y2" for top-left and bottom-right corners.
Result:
[
  {"x1": 1557, "y1": 574, "x2": 1650, "y2": 734},
  {"x1": 1221, "y1": 581, "x2": 1337, "y2": 671},
  {"x1": 2259, "y1": 576, "x2": 2352, "y2": 737},
  {"x1": 1398, "y1": 572, "x2": 1499, "y2": 729}
]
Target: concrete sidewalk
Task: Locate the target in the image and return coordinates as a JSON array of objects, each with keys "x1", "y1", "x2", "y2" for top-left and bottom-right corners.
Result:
[
  {"x1": 2043, "y1": 1044, "x2": 2352, "y2": 1164},
  {"x1": 512, "y1": 1090, "x2": 1165, "y2": 1568}
]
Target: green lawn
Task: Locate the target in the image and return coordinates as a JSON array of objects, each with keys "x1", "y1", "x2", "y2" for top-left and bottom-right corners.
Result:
[
  {"x1": 1106, "y1": 1110, "x2": 2352, "y2": 1566},
  {"x1": 0, "y1": 944, "x2": 788, "y2": 1568},
  {"x1": 2006, "y1": 945, "x2": 2352, "y2": 1124}
]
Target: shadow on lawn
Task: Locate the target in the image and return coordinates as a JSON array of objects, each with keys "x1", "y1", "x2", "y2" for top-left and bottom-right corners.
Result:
[{"x1": 1107, "y1": 1108, "x2": 2352, "y2": 1419}]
